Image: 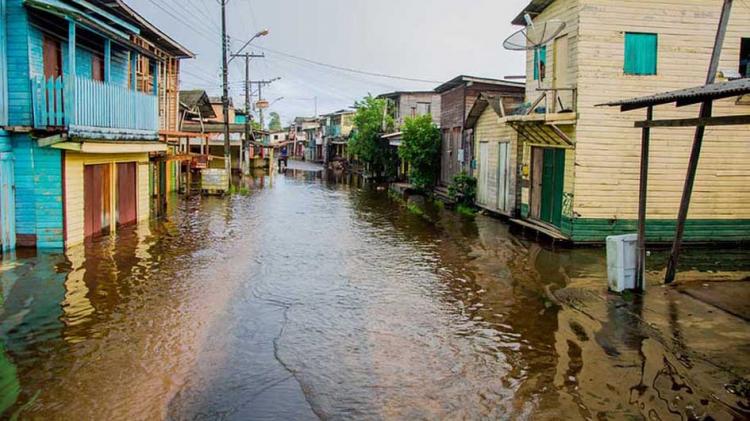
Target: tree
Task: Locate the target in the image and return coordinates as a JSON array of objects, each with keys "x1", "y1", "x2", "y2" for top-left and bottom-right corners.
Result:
[
  {"x1": 348, "y1": 95, "x2": 394, "y2": 177},
  {"x1": 268, "y1": 112, "x2": 282, "y2": 131},
  {"x1": 398, "y1": 114, "x2": 441, "y2": 189}
]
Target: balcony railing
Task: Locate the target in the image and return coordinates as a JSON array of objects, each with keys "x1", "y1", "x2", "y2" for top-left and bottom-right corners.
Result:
[
  {"x1": 325, "y1": 125, "x2": 342, "y2": 137},
  {"x1": 31, "y1": 76, "x2": 158, "y2": 136}
]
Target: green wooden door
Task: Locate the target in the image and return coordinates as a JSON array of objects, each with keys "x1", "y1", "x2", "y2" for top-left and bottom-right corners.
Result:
[{"x1": 539, "y1": 148, "x2": 565, "y2": 227}]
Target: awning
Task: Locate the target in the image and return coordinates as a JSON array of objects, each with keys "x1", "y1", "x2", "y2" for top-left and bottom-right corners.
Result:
[
  {"x1": 51, "y1": 140, "x2": 166, "y2": 154},
  {"x1": 506, "y1": 119, "x2": 575, "y2": 147}
]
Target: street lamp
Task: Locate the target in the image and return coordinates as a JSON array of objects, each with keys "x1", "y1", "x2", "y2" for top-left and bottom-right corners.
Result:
[{"x1": 229, "y1": 29, "x2": 270, "y2": 64}]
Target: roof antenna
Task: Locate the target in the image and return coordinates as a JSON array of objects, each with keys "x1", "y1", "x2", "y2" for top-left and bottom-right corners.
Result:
[{"x1": 503, "y1": 14, "x2": 566, "y2": 88}]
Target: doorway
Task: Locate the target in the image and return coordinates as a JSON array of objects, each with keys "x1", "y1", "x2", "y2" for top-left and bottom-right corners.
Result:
[
  {"x1": 530, "y1": 147, "x2": 565, "y2": 227},
  {"x1": 116, "y1": 162, "x2": 137, "y2": 226},
  {"x1": 84, "y1": 164, "x2": 112, "y2": 238}
]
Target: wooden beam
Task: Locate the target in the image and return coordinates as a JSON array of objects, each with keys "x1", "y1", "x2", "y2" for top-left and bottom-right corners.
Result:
[
  {"x1": 665, "y1": 0, "x2": 733, "y2": 284},
  {"x1": 548, "y1": 124, "x2": 574, "y2": 146},
  {"x1": 36, "y1": 134, "x2": 65, "y2": 147},
  {"x1": 526, "y1": 93, "x2": 545, "y2": 116},
  {"x1": 636, "y1": 106, "x2": 653, "y2": 292},
  {"x1": 635, "y1": 114, "x2": 750, "y2": 128}
]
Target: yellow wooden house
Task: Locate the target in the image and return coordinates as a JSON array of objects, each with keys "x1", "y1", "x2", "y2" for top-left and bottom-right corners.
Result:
[
  {"x1": 506, "y1": 0, "x2": 750, "y2": 242},
  {"x1": 467, "y1": 93, "x2": 524, "y2": 216}
]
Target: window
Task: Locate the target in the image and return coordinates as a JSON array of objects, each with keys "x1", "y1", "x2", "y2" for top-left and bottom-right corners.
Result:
[
  {"x1": 624, "y1": 32, "x2": 658, "y2": 75},
  {"x1": 533, "y1": 45, "x2": 547, "y2": 80},
  {"x1": 740, "y1": 38, "x2": 750, "y2": 78},
  {"x1": 416, "y1": 102, "x2": 431, "y2": 116}
]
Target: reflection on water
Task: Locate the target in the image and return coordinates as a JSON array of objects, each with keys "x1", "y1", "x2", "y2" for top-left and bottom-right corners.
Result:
[{"x1": 0, "y1": 163, "x2": 748, "y2": 419}]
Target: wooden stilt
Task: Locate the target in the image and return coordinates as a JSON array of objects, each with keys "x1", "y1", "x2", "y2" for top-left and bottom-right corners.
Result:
[
  {"x1": 636, "y1": 106, "x2": 652, "y2": 291},
  {"x1": 665, "y1": 0, "x2": 733, "y2": 284}
]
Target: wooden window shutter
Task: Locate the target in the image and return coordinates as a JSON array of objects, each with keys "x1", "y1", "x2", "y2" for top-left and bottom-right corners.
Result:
[
  {"x1": 534, "y1": 45, "x2": 547, "y2": 80},
  {"x1": 624, "y1": 33, "x2": 658, "y2": 75}
]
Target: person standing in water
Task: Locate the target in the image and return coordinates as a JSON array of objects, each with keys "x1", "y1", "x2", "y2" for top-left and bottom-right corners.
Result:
[{"x1": 278, "y1": 145, "x2": 289, "y2": 171}]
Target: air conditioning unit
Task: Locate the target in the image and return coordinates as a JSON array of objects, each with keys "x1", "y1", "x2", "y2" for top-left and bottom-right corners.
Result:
[{"x1": 606, "y1": 233, "x2": 640, "y2": 292}]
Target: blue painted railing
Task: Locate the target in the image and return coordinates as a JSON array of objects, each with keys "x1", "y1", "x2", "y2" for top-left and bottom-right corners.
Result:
[
  {"x1": 325, "y1": 125, "x2": 341, "y2": 137},
  {"x1": 31, "y1": 76, "x2": 158, "y2": 134}
]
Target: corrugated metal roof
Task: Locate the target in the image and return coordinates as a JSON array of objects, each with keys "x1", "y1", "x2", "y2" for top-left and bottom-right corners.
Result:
[
  {"x1": 434, "y1": 75, "x2": 524, "y2": 94},
  {"x1": 511, "y1": 0, "x2": 556, "y2": 26},
  {"x1": 601, "y1": 78, "x2": 750, "y2": 111}
]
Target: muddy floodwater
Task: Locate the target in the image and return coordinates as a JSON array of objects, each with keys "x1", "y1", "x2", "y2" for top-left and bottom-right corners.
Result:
[{"x1": 1, "y1": 162, "x2": 748, "y2": 420}]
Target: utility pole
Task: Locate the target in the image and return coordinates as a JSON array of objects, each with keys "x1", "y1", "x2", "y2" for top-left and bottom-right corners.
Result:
[
  {"x1": 220, "y1": 0, "x2": 231, "y2": 188},
  {"x1": 231, "y1": 52, "x2": 264, "y2": 174},
  {"x1": 251, "y1": 78, "x2": 280, "y2": 131}
]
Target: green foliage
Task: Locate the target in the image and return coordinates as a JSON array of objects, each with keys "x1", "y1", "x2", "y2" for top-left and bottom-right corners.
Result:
[
  {"x1": 348, "y1": 95, "x2": 395, "y2": 177},
  {"x1": 448, "y1": 172, "x2": 477, "y2": 206},
  {"x1": 456, "y1": 203, "x2": 476, "y2": 218},
  {"x1": 268, "y1": 112, "x2": 282, "y2": 131},
  {"x1": 406, "y1": 202, "x2": 424, "y2": 216},
  {"x1": 398, "y1": 114, "x2": 441, "y2": 190}
]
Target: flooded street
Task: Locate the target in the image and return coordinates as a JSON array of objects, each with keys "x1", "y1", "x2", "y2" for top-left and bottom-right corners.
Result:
[{"x1": 1, "y1": 162, "x2": 749, "y2": 420}]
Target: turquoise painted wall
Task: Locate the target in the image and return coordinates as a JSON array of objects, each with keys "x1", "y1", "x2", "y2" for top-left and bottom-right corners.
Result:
[
  {"x1": 10, "y1": 4, "x2": 132, "y2": 127},
  {"x1": 0, "y1": 0, "x2": 8, "y2": 126},
  {"x1": 6, "y1": 0, "x2": 31, "y2": 126},
  {"x1": 12, "y1": 134, "x2": 63, "y2": 248}
]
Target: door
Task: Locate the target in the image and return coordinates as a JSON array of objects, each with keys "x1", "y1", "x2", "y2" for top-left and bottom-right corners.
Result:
[
  {"x1": 116, "y1": 162, "x2": 137, "y2": 226},
  {"x1": 440, "y1": 129, "x2": 451, "y2": 185},
  {"x1": 84, "y1": 164, "x2": 111, "y2": 238},
  {"x1": 92, "y1": 54, "x2": 105, "y2": 82},
  {"x1": 530, "y1": 148, "x2": 544, "y2": 219},
  {"x1": 553, "y1": 35, "x2": 571, "y2": 111},
  {"x1": 476, "y1": 142, "x2": 490, "y2": 206},
  {"x1": 43, "y1": 36, "x2": 62, "y2": 79},
  {"x1": 496, "y1": 142, "x2": 511, "y2": 213},
  {"x1": 539, "y1": 148, "x2": 565, "y2": 227}
]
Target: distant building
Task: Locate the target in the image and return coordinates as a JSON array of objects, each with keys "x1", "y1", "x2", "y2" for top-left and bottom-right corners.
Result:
[
  {"x1": 433, "y1": 75, "x2": 524, "y2": 186},
  {"x1": 320, "y1": 110, "x2": 355, "y2": 164}
]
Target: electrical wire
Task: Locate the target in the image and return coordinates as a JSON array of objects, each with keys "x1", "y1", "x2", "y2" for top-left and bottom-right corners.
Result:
[{"x1": 248, "y1": 44, "x2": 441, "y2": 84}]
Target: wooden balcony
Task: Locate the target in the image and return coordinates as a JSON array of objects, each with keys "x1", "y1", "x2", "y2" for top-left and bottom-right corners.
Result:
[{"x1": 31, "y1": 76, "x2": 159, "y2": 139}]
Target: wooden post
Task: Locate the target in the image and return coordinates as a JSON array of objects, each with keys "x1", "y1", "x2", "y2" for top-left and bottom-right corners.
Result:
[
  {"x1": 636, "y1": 106, "x2": 652, "y2": 291},
  {"x1": 665, "y1": 0, "x2": 733, "y2": 284},
  {"x1": 103, "y1": 39, "x2": 111, "y2": 82},
  {"x1": 130, "y1": 52, "x2": 138, "y2": 91},
  {"x1": 67, "y1": 20, "x2": 76, "y2": 126}
]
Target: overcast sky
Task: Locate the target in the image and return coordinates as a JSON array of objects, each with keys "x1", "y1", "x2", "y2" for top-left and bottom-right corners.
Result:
[{"x1": 129, "y1": 0, "x2": 529, "y2": 125}]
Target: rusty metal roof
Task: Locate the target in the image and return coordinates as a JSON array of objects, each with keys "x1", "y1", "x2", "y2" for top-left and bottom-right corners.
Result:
[{"x1": 601, "y1": 78, "x2": 750, "y2": 111}]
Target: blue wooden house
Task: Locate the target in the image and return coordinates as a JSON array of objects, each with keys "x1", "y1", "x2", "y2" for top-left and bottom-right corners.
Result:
[{"x1": 0, "y1": 0, "x2": 192, "y2": 250}]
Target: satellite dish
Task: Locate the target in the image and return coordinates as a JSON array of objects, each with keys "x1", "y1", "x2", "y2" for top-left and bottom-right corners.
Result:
[{"x1": 503, "y1": 15, "x2": 566, "y2": 51}]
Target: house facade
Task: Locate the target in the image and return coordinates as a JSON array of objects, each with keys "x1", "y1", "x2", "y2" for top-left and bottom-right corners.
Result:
[
  {"x1": 434, "y1": 75, "x2": 524, "y2": 186},
  {"x1": 0, "y1": 0, "x2": 191, "y2": 250},
  {"x1": 320, "y1": 110, "x2": 355, "y2": 164},
  {"x1": 378, "y1": 91, "x2": 441, "y2": 128},
  {"x1": 506, "y1": 0, "x2": 750, "y2": 242},
  {"x1": 467, "y1": 93, "x2": 524, "y2": 217}
]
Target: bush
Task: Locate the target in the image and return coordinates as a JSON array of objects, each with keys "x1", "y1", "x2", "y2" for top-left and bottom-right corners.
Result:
[
  {"x1": 398, "y1": 115, "x2": 441, "y2": 190},
  {"x1": 448, "y1": 172, "x2": 477, "y2": 206}
]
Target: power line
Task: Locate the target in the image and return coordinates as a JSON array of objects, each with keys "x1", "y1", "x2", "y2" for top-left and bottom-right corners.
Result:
[{"x1": 249, "y1": 44, "x2": 441, "y2": 84}]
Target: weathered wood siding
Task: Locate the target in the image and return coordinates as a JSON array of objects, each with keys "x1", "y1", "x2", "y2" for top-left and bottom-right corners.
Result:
[
  {"x1": 0, "y1": 0, "x2": 7, "y2": 125},
  {"x1": 64, "y1": 152, "x2": 150, "y2": 247},
  {"x1": 571, "y1": 0, "x2": 750, "y2": 240},
  {"x1": 473, "y1": 108, "x2": 518, "y2": 215},
  {"x1": 394, "y1": 93, "x2": 441, "y2": 127},
  {"x1": 524, "y1": 0, "x2": 580, "y2": 106},
  {"x1": 12, "y1": 134, "x2": 64, "y2": 248},
  {"x1": 6, "y1": 0, "x2": 32, "y2": 126}
]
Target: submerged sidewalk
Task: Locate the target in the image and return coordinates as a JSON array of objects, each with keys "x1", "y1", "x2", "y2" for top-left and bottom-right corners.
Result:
[{"x1": 549, "y1": 269, "x2": 750, "y2": 419}]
